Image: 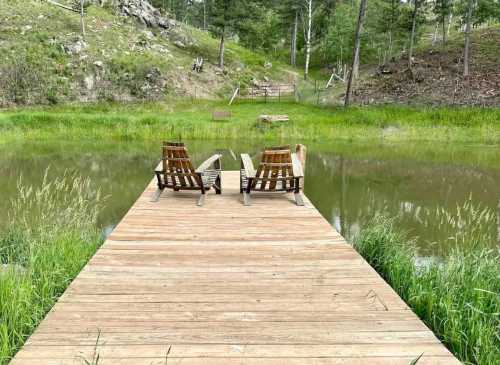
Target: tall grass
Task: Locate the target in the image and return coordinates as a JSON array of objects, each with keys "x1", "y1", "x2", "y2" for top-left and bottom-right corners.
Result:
[
  {"x1": 1, "y1": 101, "x2": 499, "y2": 144},
  {"x1": 0, "y1": 170, "x2": 104, "y2": 364},
  {"x1": 354, "y1": 216, "x2": 500, "y2": 365}
]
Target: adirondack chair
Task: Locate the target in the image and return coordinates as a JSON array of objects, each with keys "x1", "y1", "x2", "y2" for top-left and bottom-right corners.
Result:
[
  {"x1": 153, "y1": 142, "x2": 222, "y2": 206},
  {"x1": 240, "y1": 145, "x2": 304, "y2": 206}
]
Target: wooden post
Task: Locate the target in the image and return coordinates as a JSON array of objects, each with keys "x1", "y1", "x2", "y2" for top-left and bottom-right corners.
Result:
[
  {"x1": 295, "y1": 144, "x2": 307, "y2": 189},
  {"x1": 228, "y1": 86, "x2": 239, "y2": 105}
]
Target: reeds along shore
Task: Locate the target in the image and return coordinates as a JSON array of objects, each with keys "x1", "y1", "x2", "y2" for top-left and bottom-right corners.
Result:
[
  {"x1": 0, "y1": 171, "x2": 104, "y2": 364},
  {"x1": 354, "y1": 216, "x2": 500, "y2": 365}
]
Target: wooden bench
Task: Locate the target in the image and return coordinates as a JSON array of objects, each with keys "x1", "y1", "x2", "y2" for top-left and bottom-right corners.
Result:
[{"x1": 212, "y1": 110, "x2": 232, "y2": 121}]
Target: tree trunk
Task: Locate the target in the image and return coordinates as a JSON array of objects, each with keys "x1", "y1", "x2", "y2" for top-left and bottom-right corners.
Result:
[
  {"x1": 203, "y1": 0, "x2": 207, "y2": 30},
  {"x1": 291, "y1": 10, "x2": 298, "y2": 67},
  {"x1": 442, "y1": 14, "x2": 446, "y2": 46},
  {"x1": 463, "y1": 0, "x2": 473, "y2": 76},
  {"x1": 304, "y1": 0, "x2": 312, "y2": 80},
  {"x1": 80, "y1": 0, "x2": 86, "y2": 39},
  {"x1": 387, "y1": 30, "x2": 393, "y2": 65},
  {"x1": 218, "y1": 32, "x2": 225, "y2": 69},
  {"x1": 344, "y1": 0, "x2": 367, "y2": 107},
  {"x1": 432, "y1": 21, "x2": 438, "y2": 45},
  {"x1": 408, "y1": 0, "x2": 419, "y2": 69},
  {"x1": 447, "y1": 12, "x2": 453, "y2": 37}
]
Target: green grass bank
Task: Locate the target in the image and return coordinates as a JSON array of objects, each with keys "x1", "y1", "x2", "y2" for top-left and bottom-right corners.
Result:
[
  {"x1": 354, "y1": 217, "x2": 500, "y2": 365},
  {"x1": 0, "y1": 171, "x2": 104, "y2": 364},
  {"x1": 1, "y1": 101, "x2": 499, "y2": 144}
]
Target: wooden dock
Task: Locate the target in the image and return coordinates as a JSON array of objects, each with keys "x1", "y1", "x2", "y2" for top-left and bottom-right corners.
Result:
[{"x1": 11, "y1": 171, "x2": 460, "y2": 365}]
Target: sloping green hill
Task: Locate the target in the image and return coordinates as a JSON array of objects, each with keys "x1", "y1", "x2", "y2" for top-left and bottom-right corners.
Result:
[{"x1": 0, "y1": 0, "x2": 294, "y2": 106}]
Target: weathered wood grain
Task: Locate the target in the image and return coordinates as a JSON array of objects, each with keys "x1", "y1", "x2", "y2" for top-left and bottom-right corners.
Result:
[{"x1": 10, "y1": 171, "x2": 460, "y2": 365}]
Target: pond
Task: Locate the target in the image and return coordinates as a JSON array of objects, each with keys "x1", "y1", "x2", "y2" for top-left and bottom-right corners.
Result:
[{"x1": 1, "y1": 139, "x2": 499, "y2": 256}]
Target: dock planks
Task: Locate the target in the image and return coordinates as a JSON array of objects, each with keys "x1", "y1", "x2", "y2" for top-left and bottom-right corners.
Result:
[{"x1": 10, "y1": 171, "x2": 460, "y2": 365}]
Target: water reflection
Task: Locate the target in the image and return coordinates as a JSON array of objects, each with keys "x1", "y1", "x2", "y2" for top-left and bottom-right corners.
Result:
[{"x1": 0, "y1": 140, "x2": 499, "y2": 256}]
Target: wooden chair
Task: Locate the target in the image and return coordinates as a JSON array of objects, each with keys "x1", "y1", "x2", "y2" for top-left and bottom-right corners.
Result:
[
  {"x1": 153, "y1": 142, "x2": 222, "y2": 206},
  {"x1": 240, "y1": 145, "x2": 304, "y2": 206}
]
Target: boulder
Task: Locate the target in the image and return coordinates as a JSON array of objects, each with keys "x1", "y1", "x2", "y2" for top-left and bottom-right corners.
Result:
[
  {"x1": 117, "y1": 0, "x2": 175, "y2": 29},
  {"x1": 62, "y1": 38, "x2": 87, "y2": 55},
  {"x1": 84, "y1": 75, "x2": 94, "y2": 90}
]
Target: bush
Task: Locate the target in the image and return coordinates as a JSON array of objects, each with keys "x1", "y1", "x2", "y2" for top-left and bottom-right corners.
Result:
[{"x1": 0, "y1": 58, "x2": 44, "y2": 105}]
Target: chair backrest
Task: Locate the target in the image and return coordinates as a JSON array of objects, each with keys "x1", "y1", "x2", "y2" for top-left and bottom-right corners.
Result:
[
  {"x1": 162, "y1": 142, "x2": 200, "y2": 188},
  {"x1": 253, "y1": 145, "x2": 294, "y2": 191}
]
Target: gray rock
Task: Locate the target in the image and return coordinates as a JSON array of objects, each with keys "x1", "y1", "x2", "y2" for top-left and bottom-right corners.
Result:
[
  {"x1": 62, "y1": 39, "x2": 88, "y2": 55},
  {"x1": 118, "y1": 0, "x2": 174, "y2": 29},
  {"x1": 143, "y1": 30, "x2": 155, "y2": 40},
  {"x1": 173, "y1": 40, "x2": 185, "y2": 49},
  {"x1": 84, "y1": 75, "x2": 94, "y2": 90}
]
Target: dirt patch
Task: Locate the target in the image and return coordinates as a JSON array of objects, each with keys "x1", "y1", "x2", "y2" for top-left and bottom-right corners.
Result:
[{"x1": 354, "y1": 28, "x2": 499, "y2": 106}]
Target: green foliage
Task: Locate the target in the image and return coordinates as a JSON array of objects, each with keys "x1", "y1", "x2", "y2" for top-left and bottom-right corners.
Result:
[
  {"x1": 0, "y1": 101, "x2": 499, "y2": 144},
  {"x1": 238, "y1": 5, "x2": 282, "y2": 51},
  {"x1": 107, "y1": 54, "x2": 169, "y2": 98},
  {"x1": 321, "y1": 4, "x2": 357, "y2": 65},
  {"x1": 354, "y1": 216, "x2": 500, "y2": 365},
  {"x1": 0, "y1": 170, "x2": 104, "y2": 364},
  {"x1": 209, "y1": 0, "x2": 241, "y2": 37}
]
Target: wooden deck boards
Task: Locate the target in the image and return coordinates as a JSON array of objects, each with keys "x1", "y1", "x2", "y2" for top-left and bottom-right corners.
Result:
[{"x1": 10, "y1": 171, "x2": 460, "y2": 365}]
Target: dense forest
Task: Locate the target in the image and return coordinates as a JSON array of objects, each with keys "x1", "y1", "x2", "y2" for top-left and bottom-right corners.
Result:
[
  {"x1": 1, "y1": 0, "x2": 498, "y2": 106},
  {"x1": 149, "y1": 0, "x2": 500, "y2": 75}
]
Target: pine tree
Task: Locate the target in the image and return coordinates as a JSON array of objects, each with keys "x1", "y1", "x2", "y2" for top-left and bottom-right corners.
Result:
[{"x1": 210, "y1": 0, "x2": 240, "y2": 69}]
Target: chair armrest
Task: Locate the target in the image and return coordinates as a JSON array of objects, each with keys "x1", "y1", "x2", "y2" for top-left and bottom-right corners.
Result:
[
  {"x1": 154, "y1": 160, "x2": 163, "y2": 173},
  {"x1": 241, "y1": 154, "x2": 256, "y2": 178},
  {"x1": 291, "y1": 153, "x2": 304, "y2": 178},
  {"x1": 195, "y1": 154, "x2": 222, "y2": 174}
]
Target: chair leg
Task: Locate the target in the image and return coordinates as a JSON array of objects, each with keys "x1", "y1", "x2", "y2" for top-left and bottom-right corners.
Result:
[
  {"x1": 243, "y1": 192, "x2": 251, "y2": 206},
  {"x1": 294, "y1": 192, "x2": 305, "y2": 206},
  {"x1": 150, "y1": 188, "x2": 163, "y2": 202},
  {"x1": 215, "y1": 174, "x2": 222, "y2": 194},
  {"x1": 197, "y1": 194, "x2": 206, "y2": 207}
]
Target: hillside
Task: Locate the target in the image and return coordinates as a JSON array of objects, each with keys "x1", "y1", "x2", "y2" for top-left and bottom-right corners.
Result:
[
  {"x1": 0, "y1": 0, "x2": 294, "y2": 106},
  {"x1": 352, "y1": 27, "x2": 500, "y2": 106},
  {"x1": 0, "y1": 0, "x2": 498, "y2": 108}
]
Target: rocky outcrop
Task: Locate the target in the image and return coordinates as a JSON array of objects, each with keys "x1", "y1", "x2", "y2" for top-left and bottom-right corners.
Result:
[{"x1": 116, "y1": 0, "x2": 175, "y2": 29}]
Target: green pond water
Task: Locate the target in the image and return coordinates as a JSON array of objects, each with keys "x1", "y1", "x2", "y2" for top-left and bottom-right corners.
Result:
[{"x1": 1, "y1": 139, "x2": 499, "y2": 256}]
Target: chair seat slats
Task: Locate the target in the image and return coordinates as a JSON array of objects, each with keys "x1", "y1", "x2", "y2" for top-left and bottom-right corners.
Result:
[
  {"x1": 259, "y1": 162, "x2": 292, "y2": 167},
  {"x1": 163, "y1": 171, "x2": 199, "y2": 178},
  {"x1": 163, "y1": 157, "x2": 192, "y2": 162},
  {"x1": 155, "y1": 142, "x2": 222, "y2": 205}
]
